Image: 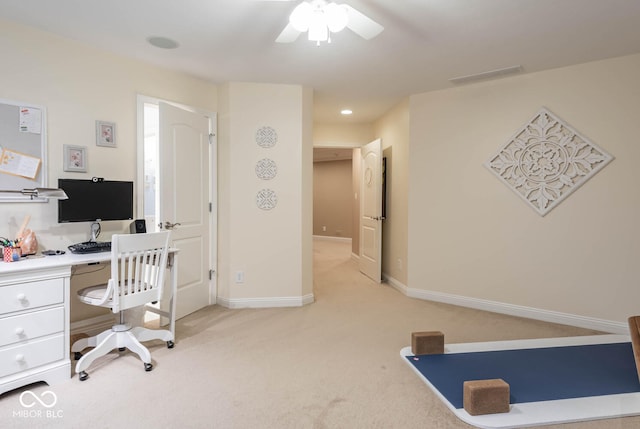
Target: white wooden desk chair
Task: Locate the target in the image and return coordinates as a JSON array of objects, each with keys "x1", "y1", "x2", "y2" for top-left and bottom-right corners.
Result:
[{"x1": 71, "y1": 231, "x2": 174, "y2": 381}]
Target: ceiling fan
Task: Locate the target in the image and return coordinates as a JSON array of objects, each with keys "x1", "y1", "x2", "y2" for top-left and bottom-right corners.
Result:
[{"x1": 267, "y1": 0, "x2": 384, "y2": 45}]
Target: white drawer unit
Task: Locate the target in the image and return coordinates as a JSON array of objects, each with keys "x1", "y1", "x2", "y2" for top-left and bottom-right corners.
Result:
[
  {"x1": 0, "y1": 307, "x2": 65, "y2": 347},
  {"x1": 0, "y1": 278, "x2": 64, "y2": 314},
  {"x1": 0, "y1": 265, "x2": 71, "y2": 395},
  {"x1": 0, "y1": 335, "x2": 65, "y2": 379}
]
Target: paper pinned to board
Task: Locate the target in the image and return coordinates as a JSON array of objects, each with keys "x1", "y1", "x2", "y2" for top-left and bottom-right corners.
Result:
[
  {"x1": 19, "y1": 106, "x2": 42, "y2": 134},
  {"x1": 0, "y1": 147, "x2": 41, "y2": 179}
]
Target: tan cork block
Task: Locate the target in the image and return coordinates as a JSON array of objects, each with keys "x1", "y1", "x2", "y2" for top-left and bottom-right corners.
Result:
[
  {"x1": 628, "y1": 316, "x2": 640, "y2": 382},
  {"x1": 463, "y1": 378, "x2": 510, "y2": 416},
  {"x1": 411, "y1": 331, "x2": 444, "y2": 355}
]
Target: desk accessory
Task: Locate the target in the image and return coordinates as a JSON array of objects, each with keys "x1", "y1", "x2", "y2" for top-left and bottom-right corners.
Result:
[
  {"x1": 16, "y1": 215, "x2": 37, "y2": 256},
  {"x1": 130, "y1": 219, "x2": 146, "y2": 233},
  {"x1": 42, "y1": 250, "x2": 65, "y2": 256}
]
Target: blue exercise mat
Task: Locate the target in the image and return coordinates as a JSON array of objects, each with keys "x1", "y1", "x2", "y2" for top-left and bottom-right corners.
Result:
[{"x1": 406, "y1": 342, "x2": 640, "y2": 409}]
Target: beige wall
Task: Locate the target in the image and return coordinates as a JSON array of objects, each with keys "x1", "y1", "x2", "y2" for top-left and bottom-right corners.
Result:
[
  {"x1": 314, "y1": 123, "x2": 374, "y2": 148},
  {"x1": 313, "y1": 159, "x2": 353, "y2": 238},
  {"x1": 408, "y1": 53, "x2": 640, "y2": 327},
  {"x1": 0, "y1": 20, "x2": 217, "y2": 322},
  {"x1": 373, "y1": 99, "x2": 410, "y2": 285},
  {"x1": 1, "y1": 20, "x2": 314, "y2": 313},
  {"x1": 217, "y1": 82, "x2": 313, "y2": 306}
]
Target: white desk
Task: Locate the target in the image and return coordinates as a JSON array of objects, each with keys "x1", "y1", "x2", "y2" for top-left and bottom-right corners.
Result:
[{"x1": 0, "y1": 249, "x2": 178, "y2": 395}]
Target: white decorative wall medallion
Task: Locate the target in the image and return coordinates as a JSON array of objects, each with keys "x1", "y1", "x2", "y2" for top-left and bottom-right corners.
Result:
[
  {"x1": 256, "y1": 188, "x2": 277, "y2": 210},
  {"x1": 255, "y1": 158, "x2": 277, "y2": 180},
  {"x1": 485, "y1": 108, "x2": 613, "y2": 216},
  {"x1": 256, "y1": 126, "x2": 277, "y2": 148}
]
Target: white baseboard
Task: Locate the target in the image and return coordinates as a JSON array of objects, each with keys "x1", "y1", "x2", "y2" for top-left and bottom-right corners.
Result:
[
  {"x1": 383, "y1": 273, "x2": 408, "y2": 295},
  {"x1": 217, "y1": 293, "x2": 315, "y2": 309},
  {"x1": 70, "y1": 314, "x2": 115, "y2": 337},
  {"x1": 382, "y1": 273, "x2": 627, "y2": 334},
  {"x1": 313, "y1": 235, "x2": 352, "y2": 243}
]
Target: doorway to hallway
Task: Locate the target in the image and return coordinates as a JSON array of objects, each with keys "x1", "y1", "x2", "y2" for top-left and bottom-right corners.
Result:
[{"x1": 137, "y1": 95, "x2": 217, "y2": 320}]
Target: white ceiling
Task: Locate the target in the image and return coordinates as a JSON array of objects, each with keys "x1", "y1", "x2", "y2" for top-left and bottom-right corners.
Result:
[{"x1": 2, "y1": 0, "x2": 640, "y2": 124}]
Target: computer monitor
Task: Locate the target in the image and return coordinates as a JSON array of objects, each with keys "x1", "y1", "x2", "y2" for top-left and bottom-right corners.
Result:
[{"x1": 57, "y1": 179, "x2": 134, "y2": 223}]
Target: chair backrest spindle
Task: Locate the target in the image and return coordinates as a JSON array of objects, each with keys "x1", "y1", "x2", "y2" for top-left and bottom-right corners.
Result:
[{"x1": 109, "y1": 231, "x2": 171, "y2": 314}]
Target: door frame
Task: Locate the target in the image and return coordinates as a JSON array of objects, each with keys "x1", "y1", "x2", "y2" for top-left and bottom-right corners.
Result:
[
  {"x1": 136, "y1": 94, "x2": 218, "y2": 305},
  {"x1": 312, "y1": 145, "x2": 360, "y2": 252}
]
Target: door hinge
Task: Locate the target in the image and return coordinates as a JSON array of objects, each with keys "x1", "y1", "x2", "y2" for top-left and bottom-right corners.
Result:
[
  {"x1": 209, "y1": 202, "x2": 212, "y2": 212},
  {"x1": 209, "y1": 269, "x2": 215, "y2": 280},
  {"x1": 209, "y1": 133, "x2": 215, "y2": 144}
]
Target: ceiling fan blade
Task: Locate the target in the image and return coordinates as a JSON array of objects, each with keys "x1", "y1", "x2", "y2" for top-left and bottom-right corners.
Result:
[
  {"x1": 276, "y1": 23, "x2": 302, "y2": 43},
  {"x1": 344, "y1": 4, "x2": 384, "y2": 40}
]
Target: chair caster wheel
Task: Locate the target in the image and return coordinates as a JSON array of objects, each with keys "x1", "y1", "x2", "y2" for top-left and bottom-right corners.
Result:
[
  {"x1": 167, "y1": 340, "x2": 174, "y2": 349},
  {"x1": 79, "y1": 371, "x2": 88, "y2": 381},
  {"x1": 144, "y1": 363, "x2": 153, "y2": 372},
  {"x1": 74, "y1": 352, "x2": 83, "y2": 360},
  {"x1": 118, "y1": 347, "x2": 126, "y2": 352}
]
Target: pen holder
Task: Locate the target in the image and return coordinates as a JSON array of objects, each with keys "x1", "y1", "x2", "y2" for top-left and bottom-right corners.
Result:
[{"x1": 3, "y1": 246, "x2": 20, "y2": 262}]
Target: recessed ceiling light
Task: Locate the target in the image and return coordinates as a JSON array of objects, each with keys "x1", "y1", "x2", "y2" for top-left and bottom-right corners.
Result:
[
  {"x1": 341, "y1": 109, "x2": 353, "y2": 115},
  {"x1": 147, "y1": 36, "x2": 180, "y2": 50}
]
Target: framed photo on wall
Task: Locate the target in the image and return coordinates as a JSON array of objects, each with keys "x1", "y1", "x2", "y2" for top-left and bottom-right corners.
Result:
[
  {"x1": 96, "y1": 120, "x2": 116, "y2": 147},
  {"x1": 63, "y1": 144, "x2": 87, "y2": 172}
]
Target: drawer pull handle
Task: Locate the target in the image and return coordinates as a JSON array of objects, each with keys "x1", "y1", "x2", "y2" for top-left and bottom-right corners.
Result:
[
  {"x1": 15, "y1": 327, "x2": 25, "y2": 335},
  {"x1": 17, "y1": 293, "x2": 26, "y2": 301},
  {"x1": 15, "y1": 354, "x2": 25, "y2": 362}
]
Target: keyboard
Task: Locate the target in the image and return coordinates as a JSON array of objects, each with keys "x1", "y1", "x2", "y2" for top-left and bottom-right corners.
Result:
[{"x1": 68, "y1": 241, "x2": 112, "y2": 254}]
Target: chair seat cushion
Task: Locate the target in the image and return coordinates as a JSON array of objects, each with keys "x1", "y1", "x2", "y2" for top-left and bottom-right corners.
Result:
[{"x1": 77, "y1": 284, "x2": 111, "y2": 306}]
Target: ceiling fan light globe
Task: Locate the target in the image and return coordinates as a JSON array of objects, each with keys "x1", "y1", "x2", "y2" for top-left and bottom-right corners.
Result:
[
  {"x1": 290, "y1": 2, "x2": 313, "y2": 32},
  {"x1": 325, "y1": 3, "x2": 348, "y2": 33},
  {"x1": 308, "y1": 16, "x2": 328, "y2": 42}
]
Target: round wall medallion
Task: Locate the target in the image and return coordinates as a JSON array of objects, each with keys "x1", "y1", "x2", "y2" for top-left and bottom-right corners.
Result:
[
  {"x1": 256, "y1": 126, "x2": 277, "y2": 148},
  {"x1": 256, "y1": 189, "x2": 277, "y2": 210},
  {"x1": 255, "y1": 158, "x2": 277, "y2": 180}
]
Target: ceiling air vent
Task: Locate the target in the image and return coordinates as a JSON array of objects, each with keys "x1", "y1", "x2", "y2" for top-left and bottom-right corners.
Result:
[{"x1": 449, "y1": 65, "x2": 522, "y2": 84}]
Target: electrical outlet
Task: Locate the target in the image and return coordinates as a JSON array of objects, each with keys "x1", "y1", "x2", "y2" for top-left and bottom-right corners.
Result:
[
  {"x1": 235, "y1": 270, "x2": 245, "y2": 284},
  {"x1": 322, "y1": 226, "x2": 327, "y2": 232}
]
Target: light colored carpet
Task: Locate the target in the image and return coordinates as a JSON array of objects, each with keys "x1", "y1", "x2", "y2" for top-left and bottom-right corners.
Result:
[{"x1": 2, "y1": 239, "x2": 638, "y2": 428}]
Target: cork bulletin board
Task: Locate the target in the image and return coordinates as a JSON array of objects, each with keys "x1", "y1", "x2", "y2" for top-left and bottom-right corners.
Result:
[{"x1": 0, "y1": 99, "x2": 48, "y2": 201}]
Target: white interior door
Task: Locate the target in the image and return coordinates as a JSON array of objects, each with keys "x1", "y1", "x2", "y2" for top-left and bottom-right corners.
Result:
[
  {"x1": 159, "y1": 102, "x2": 212, "y2": 318},
  {"x1": 359, "y1": 138, "x2": 383, "y2": 282}
]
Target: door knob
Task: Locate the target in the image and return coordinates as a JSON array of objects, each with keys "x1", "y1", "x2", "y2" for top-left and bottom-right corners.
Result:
[{"x1": 163, "y1": 221, "x2": 181, "y2": 230}]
